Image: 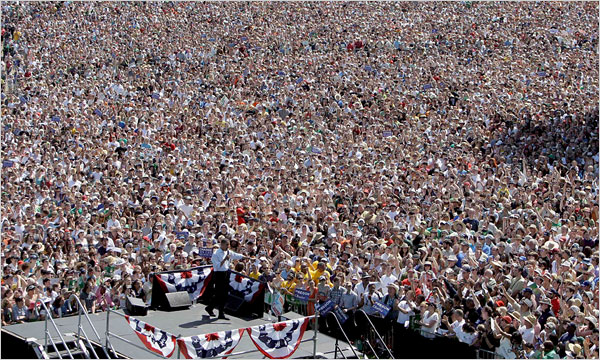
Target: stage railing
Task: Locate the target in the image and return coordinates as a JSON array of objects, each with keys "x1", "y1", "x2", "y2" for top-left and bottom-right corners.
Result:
[
  {"x1": 355, "y1": 310, "x2": 394, "y2": 359},
  {"x1": 104, "y1": 308, "x2": 320, "y2": 359},
  {"x1": 68, "y1": 294, "x2": 110, "y2": 359},
  {"x1": 105, "y1": 309, "x2": 166, "y2": 358},
  {"x1": 327, "y1": 311, "x2": 360, "y2": 359},
  {"x1": 37, "y1": 300, "x2": 75, "y2": 359}
]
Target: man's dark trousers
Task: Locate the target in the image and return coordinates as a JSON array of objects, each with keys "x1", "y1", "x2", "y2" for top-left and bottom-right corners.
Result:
[{"x1": 206, "y1": 271, "x2": 229, "y2": 316}]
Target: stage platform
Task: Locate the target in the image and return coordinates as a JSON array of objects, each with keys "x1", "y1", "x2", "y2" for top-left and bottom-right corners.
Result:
[{"x1": 2, "y1": 302, "x2": 357, "y2": 359}]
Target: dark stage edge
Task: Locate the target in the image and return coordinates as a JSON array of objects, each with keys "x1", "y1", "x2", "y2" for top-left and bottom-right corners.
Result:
[{"x1": 2, "y1": 302, "x2": 356, "y2": 359}]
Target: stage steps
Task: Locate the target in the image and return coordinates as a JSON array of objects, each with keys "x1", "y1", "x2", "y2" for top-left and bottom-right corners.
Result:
[{"x1": 28, "y1": 334, "x2": 92, "y2": 359}]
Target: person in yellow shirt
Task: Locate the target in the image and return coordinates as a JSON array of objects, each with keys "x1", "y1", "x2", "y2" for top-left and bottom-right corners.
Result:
[
  {"x1": 280, "y1": 272, "x2": 297, "y2": 296},
  {"x1": 248, "y1": 264, "x2": 261, "y2": 280},
  {"x1": 309, "y1": 261, "x2": 332, "y2": 286}
]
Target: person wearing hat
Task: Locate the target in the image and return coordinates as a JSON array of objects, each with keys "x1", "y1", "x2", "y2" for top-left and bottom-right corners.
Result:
[
  {"x1": 577, "y1": 316, "x2": 597, "y2": 338},
  {"x1": 566, "y1": 342, "x2": 583, "y2": 358},
  {"x1": 537, "y1": 297, "x2": 553, "y2": 328},
  {"x1": 381, "y1": 283, "x2": 400, "y2": 321},
  {"x1": 518, "y1": 314, "x2": 536, "y2": 346}
]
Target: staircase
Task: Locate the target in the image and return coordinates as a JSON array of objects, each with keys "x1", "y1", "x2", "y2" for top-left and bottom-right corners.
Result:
[{"x1": 29, "y1": 297, "x2": 114, "y2": 359}]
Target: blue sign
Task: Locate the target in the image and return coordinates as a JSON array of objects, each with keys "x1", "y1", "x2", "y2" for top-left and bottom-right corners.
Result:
[
  {"x1": 94, "y1": 109, "x2": 103, "y2": 117},
  {"x1": 423, "y1": 83, "x2": 432, "y2": 90},
  {"x1": 316, "y1": 299, "x2": 335, "y2": 316},
  {"x1": 141, "y1": 143, "x2": 152, "y2": 149},
  {"x1": 294, "y1": 288, "x2": 310, "y2": 301},
  {"x1": 333, "y1": 307, "x2": 348, "y2": 324},
  {"x1": 537, "y1": 71, "x2": 547, "y2": 77},
  {"x1": 198, "y1": 247, "x2": 213, "y2": 258},
  {"x1": 51, "y1": 115, "x2": 60, "y2": 122},
  {"x1": 151, "y1": 93, "x2": 160, "y2": 99},
  {"x1": 296, "y1": 77, "x2": 303, "y2": 84},
  {"x1": 383, "y1": 131, "x2": 393, "y2": 138},
  {"x1": 118, "y1": 121, "x2": 125, "y2": 129},
  {"x1": 373, "y1": 302, "x2": 391, "y2": 317},
  {"x1": 312, "y1": 147, "x2": 322, "y2": 154},
  {"x1": 2, "y1": 160, "x2": 14, "y2": 168}
]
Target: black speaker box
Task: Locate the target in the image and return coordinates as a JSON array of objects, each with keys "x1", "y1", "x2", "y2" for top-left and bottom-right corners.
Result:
[
  {"x1": 224, "y1": 295, "x2": 245, "y2": 312},
  {"x1": 164, "y1": 291, "x2": 192, "y2": 310},
  {"x1": 126, "y1": 296, "x2": 148, "y2": 316}
]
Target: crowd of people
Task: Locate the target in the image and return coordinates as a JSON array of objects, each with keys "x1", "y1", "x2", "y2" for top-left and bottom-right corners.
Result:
[{"x1": 1, "y1": 1, "x2": 598, "y2": 359}]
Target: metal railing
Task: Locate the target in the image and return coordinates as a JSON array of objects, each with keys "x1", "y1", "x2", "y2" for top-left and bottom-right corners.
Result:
[
  {"x1": 355, "y1": 310, "x2": 394, "y2": 359},
  {"x1": 105, "y1": 309, "x2": 164, "y2": 359},
  {"x1": 68, "y1": 294, "x2": 111, "y2": 359},
  {"x1": 477, "y1": 348, "x2": 505, "y2": 359},
  {"x1": 37, "y1": 300, "x2": 75, "y2": 359},
  {"x1": 327, "y1": 311, "x2": 360, "y2": 359}
]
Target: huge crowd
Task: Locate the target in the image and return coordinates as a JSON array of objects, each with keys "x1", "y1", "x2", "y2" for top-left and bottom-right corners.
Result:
[{"x1": 1, "y1": 2, "x2": 598, "y2": 359}]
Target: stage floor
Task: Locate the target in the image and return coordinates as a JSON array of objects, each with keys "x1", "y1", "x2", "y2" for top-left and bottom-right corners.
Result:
[{"x1": 3, "y1": 302, "x2": 354, "y2": 359}]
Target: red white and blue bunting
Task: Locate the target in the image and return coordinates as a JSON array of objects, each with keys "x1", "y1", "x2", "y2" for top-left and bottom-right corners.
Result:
[
  {"x1": 229, "y1": 272, "x2": 265, "y2": 303},
  {"x1": 155, "y1": 266, "x2": 213, "y2": 301},
  {"x1": 125, "y1": 315, "x2": 177, "y2": 358},
  {"x1": 125, "y1": 312, "x2": 312, "y2": 359},
  {"x1": 177, "y1": 329, "x2": 244, "y2": 359},
  {"x1": 247, "y1": 318, "x2": 310, "y2": 359}
]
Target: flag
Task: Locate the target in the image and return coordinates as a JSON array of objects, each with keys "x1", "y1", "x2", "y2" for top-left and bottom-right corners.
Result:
[
  {"x1": 125, "y1": 315, "x2": 177, "y2": 358},
  {"x1": 155, "y1": 266, "x2": 213, "y2": 301},
  {"x1": 229, "y1": 272, "x2": 265, "y2": 303},
  {"x1": 248, "y1": 318, "x2": 310, "y2": 359},
  {"x1": 178, "y1": 329, "x2": 244, "y2": 359}
]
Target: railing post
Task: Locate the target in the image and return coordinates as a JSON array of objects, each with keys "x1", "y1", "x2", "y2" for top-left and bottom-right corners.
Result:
[
  {"x1": 177, "y1": 334, "x2": 181, "y2": 359},
  {"x1": 105, "y1": 309, "x2": 111, "y2": 353},
  {"x1": 77, "y1": 303, "x2": 82, "y2": 344},
  {"x1": 313, "y1": 311, "x2": 319, "y2": 358},
  {"x1": 334, "y1": 337, "x2": 339, "y2": 359},
  {"x1": 44, "y1": 312, "x2": 48, "y2": 354}
]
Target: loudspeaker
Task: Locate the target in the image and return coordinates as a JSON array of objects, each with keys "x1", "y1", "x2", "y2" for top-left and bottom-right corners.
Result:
[
  {"x1": 164, "y1": 291, "x2": 192, "y2": 310},
  {"x1": 126, "y1": 296, "x2": 148, "y2": 316},
  {"x1": 225, "y1": 295, "x2": 244, "y2": 312}
]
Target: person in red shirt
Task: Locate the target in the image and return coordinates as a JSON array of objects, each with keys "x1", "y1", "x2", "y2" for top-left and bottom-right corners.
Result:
[
  {"x1": 549, "y1": 290, "x2": 561, "y2": 316},
  {"x1": 236, "y1": 206, "x2": 248, "y2": 225}
]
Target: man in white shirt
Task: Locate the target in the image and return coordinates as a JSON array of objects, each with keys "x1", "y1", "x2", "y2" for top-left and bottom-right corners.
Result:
[
  {"x1": 206, "y1": 238, "x2": 246, "y2": 320},
  {"x1": 354, "y1": 274, "x2": 371, "y2": 299},
  {"x1": 442, "y1": 309, "x2": 470, "y2": 343},
  {"x1": 378, "y1": 263, "x2": 397, "y2": 292}
]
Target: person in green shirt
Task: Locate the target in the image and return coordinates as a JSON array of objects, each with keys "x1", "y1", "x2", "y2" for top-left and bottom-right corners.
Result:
[{"x1": 532, "y1": 341, "x2": 558, "y2": 359}]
